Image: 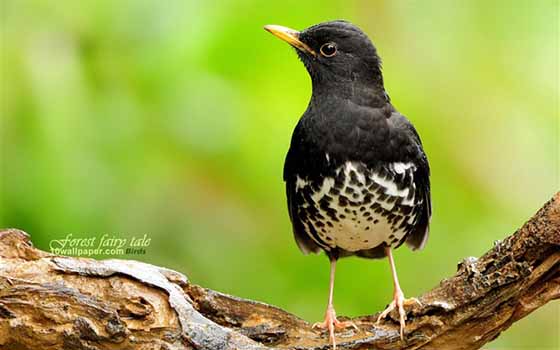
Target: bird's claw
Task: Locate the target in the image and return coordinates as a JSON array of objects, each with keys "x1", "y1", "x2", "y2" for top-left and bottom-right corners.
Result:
[
  {"x1": 312, "y1": 306, "x2": 358, "y2": 349},
  {"x1": 312, "y1": 318, "x2": 358, "y2": 330},
  {"x1": 376, "y1": 291, "x2": 420, "y2": 341}
]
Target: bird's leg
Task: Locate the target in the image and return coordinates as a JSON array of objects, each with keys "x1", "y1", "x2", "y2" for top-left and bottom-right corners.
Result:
[
  {"x1": 376, "y1": 246, "x2": 421, "y2": 340},
  {"x1": 312, "y1": 257, "x2": 358, "y2": 349}
]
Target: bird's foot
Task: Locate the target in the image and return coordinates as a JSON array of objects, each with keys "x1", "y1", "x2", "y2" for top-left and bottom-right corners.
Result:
[
  {"x1": 312, "y1": 306, "x2": 358, "y2": 349},
  {"x1": 376, "y1": 290, "x2": 421, "y2": 341}
]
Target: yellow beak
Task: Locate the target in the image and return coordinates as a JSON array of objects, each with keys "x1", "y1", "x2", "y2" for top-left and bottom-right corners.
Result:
[{"x1": 264, "y1": 24, "x2": 316, "y2": 56}]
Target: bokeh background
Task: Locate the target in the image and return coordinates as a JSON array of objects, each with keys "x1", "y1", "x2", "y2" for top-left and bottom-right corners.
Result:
[{"x1": 1, "y1": 0, "x2": 558, "y2": 348}]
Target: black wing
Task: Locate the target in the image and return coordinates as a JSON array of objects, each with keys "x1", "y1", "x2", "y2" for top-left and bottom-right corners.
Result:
[
  {"x1": 402, "y1": 123, "x2": 431, "y2": 250},
  {"x1": 404, "y1": 156, "x2": 431, "y2": 249},
  {"x1": 283, "y1": 118, "x2": 325, "y2": 255},
  {"x1": 285, "y1": 179, "x2": 322, "y2": 254}
]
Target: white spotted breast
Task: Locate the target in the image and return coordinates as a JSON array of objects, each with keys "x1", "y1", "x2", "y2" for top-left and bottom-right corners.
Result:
[{"x1": 294, "y1": 161, "x2": 421, "y2": 252}]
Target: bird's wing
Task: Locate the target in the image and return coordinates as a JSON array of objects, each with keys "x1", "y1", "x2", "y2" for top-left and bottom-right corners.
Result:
[
  {"x1": 285, "y1": 179, "x2": 322, "y2": 254},
  {"x1": 401, "y1": 122, "x2": 431, "y2": 251},
  {"x1": 405, "y1": 152, "x2": 431, "y2": 250},
  {"x1": 283, "y1": 120, "x2": 323, "y2": 255},
  {"x1": 383, "y1": 112, "x2": 431, "y2": 250}
]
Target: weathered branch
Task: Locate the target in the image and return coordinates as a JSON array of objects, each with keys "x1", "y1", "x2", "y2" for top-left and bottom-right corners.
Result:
[{"x1": 1, "y1": 193, "x2": 558, "y2": 350}]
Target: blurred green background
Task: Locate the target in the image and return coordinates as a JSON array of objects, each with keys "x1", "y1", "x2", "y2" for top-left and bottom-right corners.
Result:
[{"x1": 1, "y1": 0, "x2": 558, "y2": 348}]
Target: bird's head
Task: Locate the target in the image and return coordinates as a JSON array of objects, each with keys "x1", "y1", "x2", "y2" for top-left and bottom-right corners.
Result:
[{"x1": 265, "y1": 20, "x2": 385, "y2": 97}]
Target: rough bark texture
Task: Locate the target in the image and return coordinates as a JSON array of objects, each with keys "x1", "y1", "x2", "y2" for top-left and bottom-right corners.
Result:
[{"x1": 0, "y1": 193, "x2": 559, "y2": 350}]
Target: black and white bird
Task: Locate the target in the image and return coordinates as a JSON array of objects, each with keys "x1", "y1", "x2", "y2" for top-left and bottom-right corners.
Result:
[{"x1": 265, "y1": 20, "x2": 431, "y2": 347}]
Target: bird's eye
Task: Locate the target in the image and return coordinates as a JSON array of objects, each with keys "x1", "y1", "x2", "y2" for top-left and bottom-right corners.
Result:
[{"x1": 320, "y1": 43, "x2": 337, "y2": 57}]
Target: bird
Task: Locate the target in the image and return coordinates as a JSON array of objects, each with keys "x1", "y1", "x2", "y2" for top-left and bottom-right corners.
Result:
[{"x1": 264, "y1": 20, "x2": 431, "y2": 348}]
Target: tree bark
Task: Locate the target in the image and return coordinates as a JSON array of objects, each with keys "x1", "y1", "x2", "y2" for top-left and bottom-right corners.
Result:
[{"x1": 1, "y1": 193, "x2": 559, "y2": 350}]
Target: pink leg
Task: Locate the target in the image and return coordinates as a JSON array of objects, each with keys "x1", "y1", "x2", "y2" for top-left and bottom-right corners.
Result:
[
  {"x1": 376, "y1": 247, "x2": 421, "y2": 340},
  {"x1": 312, "y1": 257, "x2": 358, "y2": 349}
]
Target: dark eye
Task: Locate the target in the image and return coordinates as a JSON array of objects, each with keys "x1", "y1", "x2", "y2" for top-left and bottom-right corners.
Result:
[{"x1": 320, "y1": 43, "x2": 337, "y2": 57}]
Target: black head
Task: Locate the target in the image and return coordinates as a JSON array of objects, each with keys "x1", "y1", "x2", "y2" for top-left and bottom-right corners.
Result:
[{"x1": 265, "y1": 20, "x2": 385, "y2": 98}]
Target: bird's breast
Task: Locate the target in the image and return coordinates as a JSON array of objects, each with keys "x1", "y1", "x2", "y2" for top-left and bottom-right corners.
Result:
[{"x1": 293, "y1": 160, "x2": 421, "y2": 252}]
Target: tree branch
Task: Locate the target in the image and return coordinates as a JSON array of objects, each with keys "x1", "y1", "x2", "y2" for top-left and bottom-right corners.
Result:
[{"x1": 1, "y1": 193, "x2": 559, "y2": 350}]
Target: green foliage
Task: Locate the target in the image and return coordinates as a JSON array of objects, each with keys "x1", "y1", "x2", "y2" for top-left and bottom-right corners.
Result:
[{"x1": 1, "y1": 1, "x2": 558, "y2": 347}]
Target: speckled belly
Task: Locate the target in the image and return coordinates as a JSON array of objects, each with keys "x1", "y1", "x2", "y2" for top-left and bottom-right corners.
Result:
[{"x1": 295, "y1": 161, "x2": 419, "y2": 252}]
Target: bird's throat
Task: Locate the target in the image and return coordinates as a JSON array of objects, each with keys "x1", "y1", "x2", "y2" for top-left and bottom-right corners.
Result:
[{"x1": 311, "y1": 80, "x2": 389, "y2": 109}]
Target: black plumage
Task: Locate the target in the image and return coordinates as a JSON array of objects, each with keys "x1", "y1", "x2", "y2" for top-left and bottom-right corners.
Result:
[{"x1": 265, "y1": 20, "x2": 432, "y2": 347}]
